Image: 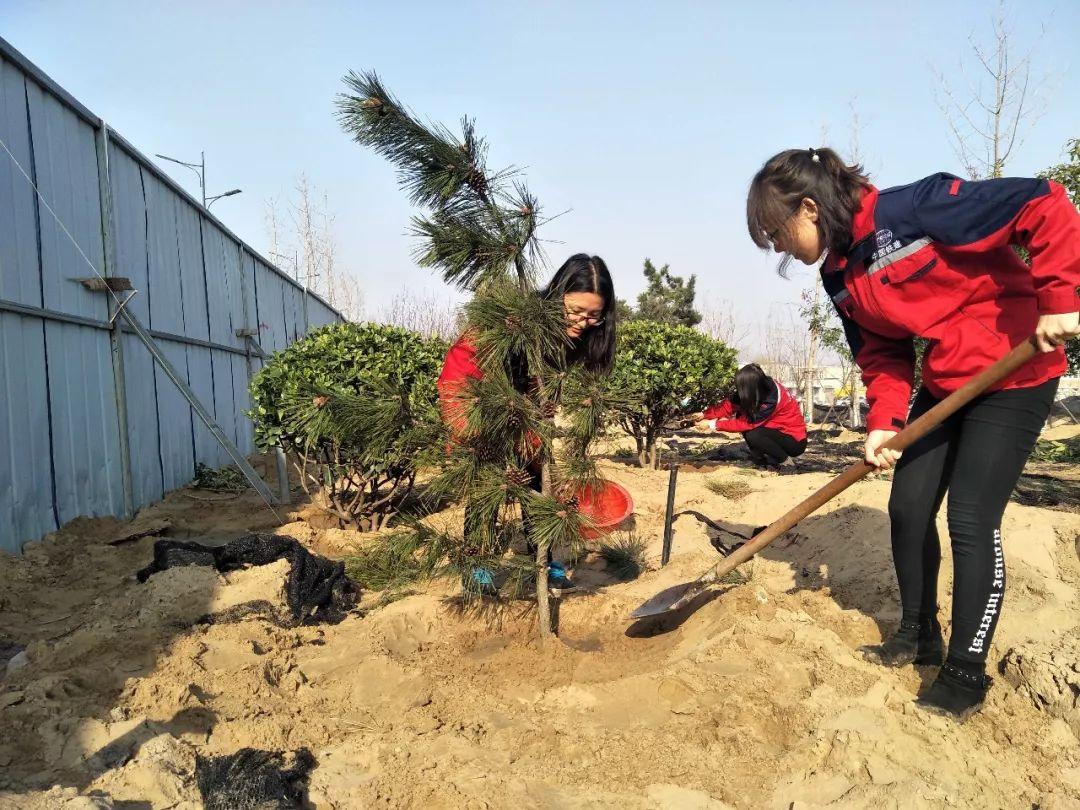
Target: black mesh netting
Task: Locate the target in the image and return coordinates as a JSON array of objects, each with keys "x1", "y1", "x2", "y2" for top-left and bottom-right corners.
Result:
[
  {"x1": 136, "y1": 534, "x2": 358, "y2": 625},
  {"x1": 196, "y1": 747, "x2": 316, "y2": 810}
]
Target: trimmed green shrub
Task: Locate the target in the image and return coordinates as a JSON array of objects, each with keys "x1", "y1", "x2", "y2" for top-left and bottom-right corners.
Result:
[
  {"x1": 249, "y1": 322, "x2": 447, "y2": 530},
  {"x1": 609, "y1": 320, "x2": 738, "y2": 468}
]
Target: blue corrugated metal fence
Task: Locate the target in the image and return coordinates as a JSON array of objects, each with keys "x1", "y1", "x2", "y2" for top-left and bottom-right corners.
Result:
[{"x1": 0, "y1": 37, "x2": 343, "y2": 552}]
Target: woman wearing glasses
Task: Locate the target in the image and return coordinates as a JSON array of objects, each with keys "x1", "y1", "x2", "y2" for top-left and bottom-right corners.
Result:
[{"x1": 438, "y1": 254, "x2": 617, "y2": 596}]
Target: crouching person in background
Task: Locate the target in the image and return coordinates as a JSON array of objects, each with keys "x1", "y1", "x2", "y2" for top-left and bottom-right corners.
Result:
[{"x1": 693, "y1": 363, "x2": 807, "y2": 470}]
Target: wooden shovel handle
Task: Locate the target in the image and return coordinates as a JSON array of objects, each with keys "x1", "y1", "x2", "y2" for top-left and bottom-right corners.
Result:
[{"x1": 698, "y1": 336, "x2": 1040, "y2": 587}]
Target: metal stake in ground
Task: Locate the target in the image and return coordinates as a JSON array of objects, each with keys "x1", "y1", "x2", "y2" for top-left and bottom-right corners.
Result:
[{"x1": 661, "y1": 465, "x2": 679, "y2": 566}]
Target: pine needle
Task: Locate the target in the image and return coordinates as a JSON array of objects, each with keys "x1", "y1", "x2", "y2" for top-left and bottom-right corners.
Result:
[
  {"x1": 598, "y1": 533, "x2": 649, "y2": 581},
  {"x1": 705, "y1": 478, "x2": 753, "y2": 500}
]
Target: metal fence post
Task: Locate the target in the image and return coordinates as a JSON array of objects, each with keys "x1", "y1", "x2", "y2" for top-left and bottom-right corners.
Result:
[
  {"x1": 275, "y1": 446, "x2": 291, "y2": 505},
  {"x1": 95, "y1": 121, "x2": 134, "y2": 518}
]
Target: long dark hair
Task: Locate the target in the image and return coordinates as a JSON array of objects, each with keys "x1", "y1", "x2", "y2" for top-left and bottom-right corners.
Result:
[
  {"x1": 746, "y1": 147, "x2": 871, "y2": 275},
  {"x1": 542, "y1": 253, "x2": 617, "y2": 375},
  {"x1": 730, "y1": 363, "x2": 772, "y2": 418}
]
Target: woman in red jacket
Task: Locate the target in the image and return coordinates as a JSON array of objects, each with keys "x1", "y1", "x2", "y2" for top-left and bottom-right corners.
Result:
[
  {"x1": 694, "y1": 363, "x2": 807, "y2": 469},
  {"x1": 437, "y1": 253, "x2": 616, "y2": 597},
  {"x1": 747, "y1": 147, "x2": 1080, "y2": 720}
]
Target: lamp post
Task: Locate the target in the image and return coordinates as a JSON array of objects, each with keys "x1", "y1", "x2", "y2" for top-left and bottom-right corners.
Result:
[
  {"x1": 154, "y1": 150, "x2": 241, "y2": 209},
  {"x1": 206, "y1": 188, "x2": 242, "y2": 208}
]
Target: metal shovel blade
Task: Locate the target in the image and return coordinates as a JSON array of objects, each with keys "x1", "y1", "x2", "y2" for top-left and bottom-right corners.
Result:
[{"x1": 628, "y1": 580, "x2": 706, "y2": 619}]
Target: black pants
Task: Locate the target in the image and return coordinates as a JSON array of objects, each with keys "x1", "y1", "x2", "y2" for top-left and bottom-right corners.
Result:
[
  {"x1": 464, "y1": 465, "x2": 550, "y2": 562},
  {"x1": 744, "y1": 427, "x2": 807, "y2": 466},
  {"x1": 888, "y1": 378, "x2": 1058, "y2": 665}
]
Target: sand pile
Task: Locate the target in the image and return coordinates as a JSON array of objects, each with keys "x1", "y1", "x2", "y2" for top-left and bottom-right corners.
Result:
[{"x1": 2, "y1": 440, "x2": 1079, "y2": 808}]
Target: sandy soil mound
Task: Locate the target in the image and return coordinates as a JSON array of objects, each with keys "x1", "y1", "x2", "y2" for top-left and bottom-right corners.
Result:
[{"x1": 2, "y1": 451, "x2": 1079, "y2": 808}]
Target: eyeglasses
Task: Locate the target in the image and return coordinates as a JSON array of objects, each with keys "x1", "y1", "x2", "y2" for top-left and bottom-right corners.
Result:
[
  {"x1": 565, "y1": 308, "x2": 605, "y2": 327},
  {"x1": 765, "y1": 203, "x2": 803, "y2": 246}
]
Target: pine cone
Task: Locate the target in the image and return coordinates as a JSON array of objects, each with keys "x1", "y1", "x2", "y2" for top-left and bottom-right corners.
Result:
[
  {"x1": 505, "y1": 466, "x2": 533, "y2": 488},
  {"x1": 471, "y1": 443, "x2": 500, "y2": 463},
  {"x1": 506, "y1": 400, "x2": 522, "y2": 427}
]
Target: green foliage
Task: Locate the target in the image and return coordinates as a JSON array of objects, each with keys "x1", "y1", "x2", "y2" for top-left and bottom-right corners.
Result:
[
  {"x1": 192, "y1": 463, "x2": 248, "y2": 492},
  {"x1": 609, "y1": 321, "x2": 738, "y2": 467},
  {"x1": 345, "y1": 532, "x2": 427, "y2": 591},
  {"x1": 598, "y1": 532, "x2": 649, "y2": 581},
  {"x1": 688, "y1": 440, "x2": 718, "y2": 459},
  {"x1": 1030, "y1": 435, "x2": 1080, "y2": 463},
  {"x1": 623, "y1": 259, "x2": 702, "y2": 327},
  {"x1": 250, "y1": 321, "x2": 445, "y2": 448},
  {"x1": 1068, "y1": 338, "x2": 1080, "y2": 377},
  {"x1": 343, "y1": 522, "x2": 455, "y2": 594},
  {"x1": 337, "y1": 72, "x2": 540, "y2": 288},
  {"x1": 249, "y1": 322, "x2": 446, "y2": 530},
  {"x1": 1038, "y1": 138, "x2": 1080, "y2": 375},
  {"x1": 799, "y1": 287, "x2": 849, "y2": 362},
  {"x1": 337, "y1": 73, "x2": 611, "y2": 628},
  {"x1": 1039, "y1": 138, "x2": 1080, "y2": 205}
]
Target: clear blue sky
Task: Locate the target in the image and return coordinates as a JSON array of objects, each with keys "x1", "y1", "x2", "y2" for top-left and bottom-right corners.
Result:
[{"x1": 3, "y1": 1, "x2": 1077, "y2": 338}]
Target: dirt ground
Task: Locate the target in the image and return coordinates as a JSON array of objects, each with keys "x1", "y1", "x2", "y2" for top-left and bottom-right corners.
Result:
[{"x1": 1, "y1": 428, "x2": 1079, "y2": 809}]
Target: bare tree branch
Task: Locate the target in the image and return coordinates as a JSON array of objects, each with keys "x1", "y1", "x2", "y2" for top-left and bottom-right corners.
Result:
[
  {"x1": 265, "y1": 174, "x2": 364, "y2": 320},
  {"x1": 698, "y1": 295, "x2": 751, "y2": 356},
  {"x1": 379, "y1": 289, "x2": 462, "y2": 340},
  {"x1": 931, "y1": 0, "x2": 1052, "y2": 179}
]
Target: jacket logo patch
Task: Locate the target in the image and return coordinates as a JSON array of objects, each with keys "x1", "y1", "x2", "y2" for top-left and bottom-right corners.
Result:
[{"x1": 871, "y1": 228, "x2": 902, "y2": 262}]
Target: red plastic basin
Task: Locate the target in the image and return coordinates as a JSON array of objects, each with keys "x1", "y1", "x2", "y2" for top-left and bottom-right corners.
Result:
[{"x1": 575, "y1": 480, "x2": 635, "y2": 539}]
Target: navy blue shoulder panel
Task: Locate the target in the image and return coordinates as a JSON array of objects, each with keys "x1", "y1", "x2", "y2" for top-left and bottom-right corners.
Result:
[
  {"x1": 906, "y1": 174, "x2": 1050, "y2": 247},
  {"x1": 858, "y1": 175, "x2": 943, "y2": 266},
  {"x1": 750, "y1": 383, "x2": 778, "y2": 424}
]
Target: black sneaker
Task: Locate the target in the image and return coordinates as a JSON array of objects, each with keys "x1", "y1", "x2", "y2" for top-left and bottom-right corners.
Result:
[
  {"x1": 859, "y1": 616, "x2": 944, "y2": 667},
  {"x1": 915, "y1": 662, "x2": 992, "y2": 721}
]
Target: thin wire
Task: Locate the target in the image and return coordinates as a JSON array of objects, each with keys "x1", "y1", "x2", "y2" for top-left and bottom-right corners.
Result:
[
  {"x1": 0, "y1": 133, "x2": 126, "y2": 311},
  {"x1": 0, "y1": 131, "x2": 283, "y2": 520}
]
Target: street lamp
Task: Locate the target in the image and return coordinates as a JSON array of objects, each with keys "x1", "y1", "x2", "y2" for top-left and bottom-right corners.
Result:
[
  {"x1": 206, "y1": 188, "x2": 242, "y2": 208},
  {"x1": 154, "y1": 150, "x2": 242, "y2": 209}
]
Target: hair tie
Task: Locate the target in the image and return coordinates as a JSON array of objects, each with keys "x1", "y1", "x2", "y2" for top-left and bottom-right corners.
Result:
[{"x1": 809, "y1": 148, "x2": 821, "y2": 163}]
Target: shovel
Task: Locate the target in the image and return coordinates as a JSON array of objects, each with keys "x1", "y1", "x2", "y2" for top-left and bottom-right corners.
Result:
[{"x1": 629, "y1": 336, "x2": 1040, "y2": 620}]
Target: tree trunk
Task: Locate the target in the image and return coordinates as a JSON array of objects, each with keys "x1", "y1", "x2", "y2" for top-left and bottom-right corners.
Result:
[
  {"x1": 536, "y1": 457, "x2": 553, "y2": 639},
  {"x1": 850, "y1": 370, "x2": 860, "y2": 428},
  {"x1": 805, "y1": 279, "x2": 820, "y2": 423}
]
